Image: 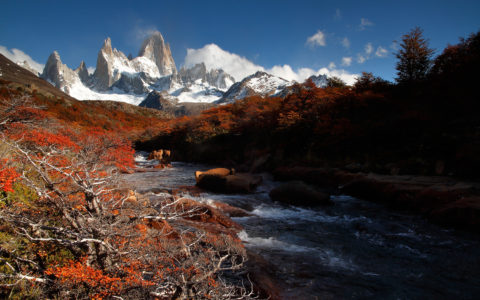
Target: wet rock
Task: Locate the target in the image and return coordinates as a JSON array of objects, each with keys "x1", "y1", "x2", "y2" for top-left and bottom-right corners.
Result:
[
  {"x1": 341, "y1": 177, "x2": 396, "y2": 203},
  {"x1": 212, "y1": 201, "x2": 251, "y2": 217},
  {"x1": 245, "y1": 250, "x2": 283, "y2": 300},
  {"x1": 147, "y1": 149, "x2": 172, "y2": 164},
  {"x1": 195, "y1": 168, "x2": 262, "y2": 193},
  {"x1": 269, "y1": 181, "x2": 332, "y2": 206},
  {"x1": 196, "y1": 173, "x2": 227, "y2": 192},
  {"x1": 195, "y1": 168, "x2": 234, "y2": 183},
  {"x1": 175, "y1": 198, "x2": 243, "y2": 234},
  {"x1": 225, "y1": 174, "x2": 263, "y2": 193},
  {"x1": 272, "y1": 166, "x2": 340, "y2": 188}
]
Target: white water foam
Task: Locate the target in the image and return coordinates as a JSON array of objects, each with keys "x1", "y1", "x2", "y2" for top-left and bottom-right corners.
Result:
[
  {"x1": 237, "y1": 230, "x2": 316, "y2": 253},
  {"x1": 134, "y1": 151, "x2": 149, "y2": 163},
  {"x1": 237, "y1": 231, "x2": 357, "y2": 270},
  {"x1": 251, "y1": 204, "x2": 372, "y2": 225},
  {"x1": 134, "y1": 151, "x2": 160, "y2": 168}
]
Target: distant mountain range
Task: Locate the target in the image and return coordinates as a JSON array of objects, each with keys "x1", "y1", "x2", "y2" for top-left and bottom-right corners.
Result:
[{"x1": 6, "y1": 31, "x2": 329, "y2": 109}]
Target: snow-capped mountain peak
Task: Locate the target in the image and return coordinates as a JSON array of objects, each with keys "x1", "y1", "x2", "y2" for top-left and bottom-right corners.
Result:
[
  {"x1": 138, "y1": 31, "x2": 176, "y2": 76},
  {"x1": 75, "y1": 61, "x2": 89, "y2": 84},
  {"x1": 39, "y1": 32, "x2": 238, "y2": 105},
  {"x1": 218, "y1": 71, "x2": 291, "y2": 103},
  {"x1": 92, "y1": 37, "x2": 162, "y2": 92},
  {"x1": 41, "y1": 51, "x2": 80, "y2": 94},
  {"x1": 38, "y1": 32, "x2": 331, "y2": 107},
  {"x1": 308, "y1": 74, "x2": 328, "y2": 88}
]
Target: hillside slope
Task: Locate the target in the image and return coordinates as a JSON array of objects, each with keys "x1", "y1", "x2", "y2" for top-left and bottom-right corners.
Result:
[{"x1": 0, "y1": 54, "x2": 171, "y2": 141}]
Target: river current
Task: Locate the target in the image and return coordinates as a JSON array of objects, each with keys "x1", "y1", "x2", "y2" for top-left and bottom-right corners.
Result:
[{"x1": 123, "y1": 154, "x2": 480, "y2": 299}]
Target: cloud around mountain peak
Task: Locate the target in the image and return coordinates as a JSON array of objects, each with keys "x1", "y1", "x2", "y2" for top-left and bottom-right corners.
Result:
[
  {"x1": 184, "y1": 43, "x2": 357, "y2": 85},
  {"x1": 0, "y1": 46, "x2": 44, "y2": 74}
]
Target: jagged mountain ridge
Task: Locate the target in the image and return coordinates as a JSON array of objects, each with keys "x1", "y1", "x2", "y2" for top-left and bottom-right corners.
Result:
[
  {"x1": 39, "y1": 31, "x2": 331, "y2": 107},
  {"x1": 40, "y1": 31, "x2": 236, "y2": 104},
  {"x1": 308, "y1": 74, "x2": 328, "y2": 88},
  {"x1": 218, "y1": 71, "x2": 292, "y2": 104}
]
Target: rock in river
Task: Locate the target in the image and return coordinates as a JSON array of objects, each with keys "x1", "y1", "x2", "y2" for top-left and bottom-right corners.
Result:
[
  {"x1": 195, "y1": 168, "x2": 262, "y2": 193},
  {"x1": 269, "y1": 181, "x2": 332, "y2": 207}
]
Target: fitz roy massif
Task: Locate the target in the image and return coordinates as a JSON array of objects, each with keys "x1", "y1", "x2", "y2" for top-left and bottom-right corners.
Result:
[{"x1": 38, "y1": 31, "x2": 328, "y2": 107}]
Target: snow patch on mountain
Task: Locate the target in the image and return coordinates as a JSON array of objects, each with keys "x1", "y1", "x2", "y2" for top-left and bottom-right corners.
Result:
[
  {"x1": 69, "y1": 79, "x2": 146, "y2": 104},
  {"x1": 33, "y1": 31, "x2": 348, "y2": 107},
  {"x1": 170, "y1": 79, "x2": 224, "y2": 103},
  {"x1": 219, "y1": 71, "x2": 291, "y2": 104}
]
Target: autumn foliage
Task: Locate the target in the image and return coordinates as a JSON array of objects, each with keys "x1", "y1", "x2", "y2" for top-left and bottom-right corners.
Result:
[
  {"x1": 0, "y1": 159, "x2": 19, "y2": 193},
  {"x1": 140, "y1": 30, "x2": 480, "y2": 178},
  {"x1": 0, "y1": 82, "x2": 254, "y2": 299}
]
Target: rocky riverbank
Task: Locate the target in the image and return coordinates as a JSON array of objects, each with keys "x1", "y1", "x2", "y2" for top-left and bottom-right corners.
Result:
[
  {"x1": 123, "y1": 157, "x2": 480, "y2": 299},
  {"x1": 123, "y1": 158, "x2": 283, "y2": 299}
]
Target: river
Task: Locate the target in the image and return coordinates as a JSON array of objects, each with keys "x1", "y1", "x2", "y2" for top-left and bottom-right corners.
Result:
[{"x1": 123, "y1": 154, "x2": 480, "y2": 299}]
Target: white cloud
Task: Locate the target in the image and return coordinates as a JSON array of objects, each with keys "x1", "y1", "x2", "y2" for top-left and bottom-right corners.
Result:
[
  {"x1": 274, "y1": 66, "x2": 358, "y2": 85},
  {"x1": 341, "y1": 37, "x2": 350, "y2": 48},
  {"x1": 87, "y1": 66, "x2": 95, "y2": 75},
  {"x1": 354, "y1": 43, "x2": 388, "y2": 64},
  {"x1": 359, "y1": 18, "x2": 374, "y2": 30},
  {"x1": 306, "y1": 30, "x2": 326, "y2": 47},
  {"x1": 268, "y1": 64, "x2": 299, "y2": 81},
  {"x1": 357, "y1": 54, "x2": 366, "y2": 64},
  {"x1": 328, "y1": 62, "x2": 336, "y2": 69},
  {"x1": 365, "y1": 43, "x2": 373, "y2": 55},
  {"x1": 184, "y1": 43, "x2": 264, "y2": 81},
  {"x1": 184, "y1": 43, "x2": 358, "y2": 85},
  {"x1": 129, "y1": 24, "x2": 161, "y2": 44},
  {"x1": 318, "y1": 68, "x2": 358, "y2": 85},
  {"x1": 375, "y1": 46, "x2": 388, "y2": 57},
  {"x1": 341, "y1": 57, "x2": 352, "y2": 66},
  {"x1": 0, "y1": 46, "x2": 44, "y2": 74}
]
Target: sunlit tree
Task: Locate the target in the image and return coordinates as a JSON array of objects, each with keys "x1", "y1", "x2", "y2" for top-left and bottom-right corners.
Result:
[{"x1": 395, "y1": 27, "x2": 434, "y2": 84}]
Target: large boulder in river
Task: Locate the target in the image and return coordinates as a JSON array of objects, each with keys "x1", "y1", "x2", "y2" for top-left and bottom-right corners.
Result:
[
  {"x1": 225, "y1": 174, "x2": 263, "y2": 194},
  {"x1": 175, "y1": 198, "x2": 243, "y2": 233},
  {"x1": 269, "y1": 181, "x2": 332, "y2": 206},
  {"x1": 195, "y1": 168, "x2": 261, "y2": 193},
  {"x1": 148, "y1": 149, "x2": 172, "y2": 163},
  {"x1": 195, "y1": 168, "x2": 234, "y2": 183}
]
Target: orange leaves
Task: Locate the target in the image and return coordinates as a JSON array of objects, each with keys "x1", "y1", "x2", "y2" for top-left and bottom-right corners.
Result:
[
  {"x1": 74, "y1": 128, "x2": 135, "y2": 171},
  {"x1": 46, "y1": 259, "x2": 122, "y2": 296},
  {"x1": 0, "y1": 159, "x2": 19, "y2": 193},
  {"x1": 46, "y1": 258, "x2": 155, "y2": 298},
  {"x1": 8, "y1": 125, "x2": 78, "y2": 150},
  {"x1": 278, "y1": 111, "x2": 302, "y2": 128}
]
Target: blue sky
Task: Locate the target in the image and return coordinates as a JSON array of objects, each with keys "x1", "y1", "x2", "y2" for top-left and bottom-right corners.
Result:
[{"x1": 1, "y1": 0, "x2": 479, "y2": 82}]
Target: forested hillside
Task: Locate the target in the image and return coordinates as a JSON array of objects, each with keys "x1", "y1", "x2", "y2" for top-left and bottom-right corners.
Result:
[{"x1": 140, "y1": 30, "x2": 480, "y2": 178}]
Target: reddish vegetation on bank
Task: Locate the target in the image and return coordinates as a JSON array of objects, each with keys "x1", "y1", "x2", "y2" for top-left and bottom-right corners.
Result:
[{"x1": 0, "y1": 76, "x2": 257, "y2": 298}]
